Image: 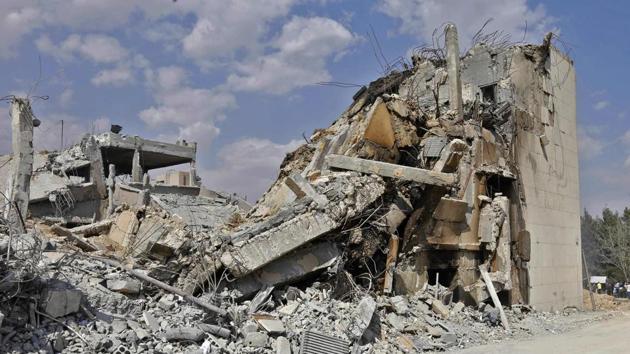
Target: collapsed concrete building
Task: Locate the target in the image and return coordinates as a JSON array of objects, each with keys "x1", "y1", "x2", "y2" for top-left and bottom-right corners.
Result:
[
  {"x1": 0, "y1": 25, "x2": 581, "y2": 353},
  {"x1": 226, "y1": 28, "x2": 581, "y2": 312}
]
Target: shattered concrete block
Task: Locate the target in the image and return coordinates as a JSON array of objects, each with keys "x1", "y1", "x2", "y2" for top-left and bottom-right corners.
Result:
[
  {"x1": 158, "y1": 294, "x2": 176, "y2": 311},
  {"x1": 243, "y1": 332, "x2": 268, "y2": 348},
  {"x1": 222, "y1": 212, "x2": 338, "y2": 277},
  {"x1": 42, "y1": 288, "x2": 82, "y2": 318},
  {"x1": 346, "y1": 296, "x2": 376, "y2": 340},
  {"x1": 432, "y1": 197, "x2": 468, "y2": 223},
  {"x1": 325, "y1": 154, "x2": 456, "y2": 186},
  {"x1": 275, "y1": 336, "x2": 291, "y2": 354},
  {"x1": 230, "y1": 242, "x2": 339, "y2": 297},
  {"x1": 108, "y1": 210, "x2": 139, "y2": 249},
  {"x1": 162, "y1": 327, "x2": 205, "y2": 342},
  {"x1": 255, "y1": 317, "x2": 286, "y2": 334},
  {"x1": 431, "y1": 300, "x2": 449, "y2": 319},
  {"x1": 364, "y1": 97, "x2": 396, "y2": 149},
  {"x1": 106, "y1": 279, "x2": 141, "y2": 295},
  {"x1": 143, "y1": 312, "x2": 161, "y2": 333},
  {"x1": 284, "y1": 174, "x2": 329, "y2": 209},
  {"x1": 390, "y1": 296, "x2": 410, "y2": 315},
  {"x1": 386, "y1": 313, "x2": 406, "y2": 331},
  {"x1": 451, "y1": 302, "x2": 465, "y2": 314}
]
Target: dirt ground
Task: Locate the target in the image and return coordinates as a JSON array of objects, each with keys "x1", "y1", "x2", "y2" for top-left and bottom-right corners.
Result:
[
  {"x1": 454, "y1": 311, "x2": 630, "y2": 354},
  {"x1": 453, "y1": 291, "x2": 630, "y2": 354}
]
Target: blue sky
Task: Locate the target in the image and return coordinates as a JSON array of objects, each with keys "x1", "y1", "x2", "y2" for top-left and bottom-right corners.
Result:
[{"x1": 0, "y1": 0, "x2": 628, "y2": 213}]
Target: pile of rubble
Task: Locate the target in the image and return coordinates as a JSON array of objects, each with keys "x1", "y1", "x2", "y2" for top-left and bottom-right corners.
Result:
[{"x1": 0, "y1": 25, "x2": 585, "y2": 353}]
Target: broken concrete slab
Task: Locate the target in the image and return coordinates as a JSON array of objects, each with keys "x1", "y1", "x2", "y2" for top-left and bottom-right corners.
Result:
[
  {"x1": 431, "y1": 300, "x2": 449, "y2": 319},
  {"x1": 108, "y1": 210, "x2": 139, "y2": 250},
  {"x1": 364, "y1": 97, "x2": 396, "y2": 149},
  {"x1": 230, "y1": 242, "x2": 339, "y2": 297},
  {"x1": 325, "y1": 154, "x2": 456, "y2": 186},
  {"x1": 275, "y1": 336, "x2": 291, "y2": 354},
  {"x1": 432, "y1": 196, "x2": 468, "y2": 223},
  {"x1": 255, "y1": 317, "x2": 286, "y2": 334},
  {"x1": 106, "y1": 279, "x2": 141, "y2": 295},
  {"x1": 346, "y1": 296, "x2": 376, "y2": 341},
  {"x1": 162, "y1": 327, "x2": 205, "y2": 342},
  {"x1": 284, "y1": 173, "x2": 329, "y2": 209},
  {"x1": 222, "y1": 212, "x2": 338, "y2": 277},
  {"x1": 41, "y1": 287, "x2": 82, "y2": 318},
  {"x1": 243, "y1": 332, "x2": 269, "y2": 348},
  {"x1": 68, "y1": 219, "x2": 112, "y2": 236},
  {"x1": 143, "y1": 312, "x2": 161, "y2": 333}
]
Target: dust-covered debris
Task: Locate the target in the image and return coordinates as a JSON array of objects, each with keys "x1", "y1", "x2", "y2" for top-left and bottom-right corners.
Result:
[{"x1": 0, "y1": 23, "x2": 587, "y2": 354}]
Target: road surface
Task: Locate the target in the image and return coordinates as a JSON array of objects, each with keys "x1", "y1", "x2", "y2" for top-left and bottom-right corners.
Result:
[{"x1": 456, "y1": 312, "x2": 630, "y2": 354}]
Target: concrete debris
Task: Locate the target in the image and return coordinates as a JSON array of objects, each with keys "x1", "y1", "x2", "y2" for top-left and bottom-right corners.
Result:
[
  {"x1": 0, "y1": 24, "x2": 583, "y2": 354},
  {"x1": 346, "y1": 296, "x2": 376, "y2": 340}
]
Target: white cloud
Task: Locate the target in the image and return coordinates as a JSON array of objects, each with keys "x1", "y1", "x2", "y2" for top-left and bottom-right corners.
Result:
[
  {"x1": 0, "y1": 3, "x2": 42, "y2": 58},
  {"x1": 91, "y1": 66, "x2": 134, "y2": 87},
  {"x1": 201, "y1": 138, "x2": 302, "y2": 200},
  {"x1": 36, "y1": 34, "x2": 128, "y2": 64},
  {"x1": 622, "y1": 130, "x2": 630, "y2": 146},
  {"x1": 378, "y1": 0, "x2": 554, "y2": 47},
  {"x1": 181, "y1": 0, "x2": 296, "y2": 67},
  {"x1": 139, "y1": 66, "x2": 236, "y2": 146},
  {"x1": 625, "y1": 155, "x2": 630, "y2": 169},
  {"x1": 227, "y1": 16, "x2": 357, "y2": 94},
  {"x1": 578, "y1": 129, "x2": 604, "y2": 160},
  {"x1": 593, "y1": 100, "x2": 609, "y2": 111},
  {"x1": 59, "y1": 88, "x2": 74, "y2": 107}
]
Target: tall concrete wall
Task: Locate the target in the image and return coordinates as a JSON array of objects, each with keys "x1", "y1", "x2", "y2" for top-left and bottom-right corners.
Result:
[{"x1": 512, "y1": 47, "x2": 582, "y2": 311}]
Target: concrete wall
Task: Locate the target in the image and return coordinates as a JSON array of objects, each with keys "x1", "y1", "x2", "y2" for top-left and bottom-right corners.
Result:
[{"x1": 512, "y1": 47, "x2": 582, "y2": 311}]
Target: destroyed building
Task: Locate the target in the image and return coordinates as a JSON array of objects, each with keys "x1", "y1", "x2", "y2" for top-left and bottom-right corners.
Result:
[{"x1": 0, "y1": 25, "x2": 581, "y2": 353}]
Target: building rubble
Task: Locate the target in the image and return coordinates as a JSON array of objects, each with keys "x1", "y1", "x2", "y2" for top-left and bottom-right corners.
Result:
[{"x1": 0, "y1": 24, "x2": 582, "y2": 353}]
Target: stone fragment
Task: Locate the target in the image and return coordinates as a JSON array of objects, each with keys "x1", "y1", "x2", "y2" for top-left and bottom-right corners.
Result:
[
  {"x1": 107, "y1": 210, "x2": 139, "y2": 249},
  {"x1": 451, "y1": 302, "x2": 465, "y2": 314},
  {"x1": 42, "y1": 288, "x2": 82, "y2": 318},
  {"x1": 106, "y1": 279, "x2": 141, "y2": 295},
  {"x1": 441, "y1": 332, "x2": 458, "y2": 347},
  {"x1": 243, "y1": 332, "x2": 268, "y2": 348},
  {"x1": 52, "y1": 333, "x2": 66, "y2": 352},
  {"x1": 143, "y1": 312, "x2": 161, "y2": 333},
  {"x1": 158, "y1": 294, "x2": 176, "y2": 311},
  {"x1": 255, "y1": 318, "x2": 286, "y2": 334},
  {"x1": 427, "y1": 326, "x2": 444, "y2": 337},
  {"x1": 162, "y1": 327, "x2": 205, "y2": 342},
  {"x1": 390, "y1": 296, "x2": 410, "y2": 315},
  {"x1": 346, "y1": 297, "x2": 376, "y2": 340},
  {"x1": 275, "y1": 336, "x2": 291, "y2": 354},
  {"x1": 111, "y1": 319, "x2": 128, "y2": 334},
  {"x1": 278, "y1": 302, "x2": 299, "y2": 316},
  {"x1": 431, "y1": 301, "x2": 449, "y2": 319},
  {"x1": 386, "y1": 313, "x2": 406, "y2": 331}
]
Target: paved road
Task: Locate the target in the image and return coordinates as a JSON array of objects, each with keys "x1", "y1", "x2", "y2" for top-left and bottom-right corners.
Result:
[{"x1": 456, "y1": 312, "x2": 630, "y2": 354}]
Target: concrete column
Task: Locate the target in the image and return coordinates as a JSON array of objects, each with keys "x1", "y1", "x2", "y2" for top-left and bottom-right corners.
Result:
[
  {"x1": 137, "y1": 173, "x2": 151, "y2": 206},
  {"x1": 107, "y1": 164, "x2": 116, "y2": 216},
  {"x1": 445, "y1": 24, "x2": 463, "y2": 120},
  {"x1": 131, "y1": 148, "x2": 142, "y2": 183},
  {"x1": 86, "y1": 136, "x2": 107, "y2": 198},
  {"x1": 6, "y1": 98, "x2": 34, "y2": 228},
  {"x1": 189, "y1": 142, "x2": 198, "y2": 186}
]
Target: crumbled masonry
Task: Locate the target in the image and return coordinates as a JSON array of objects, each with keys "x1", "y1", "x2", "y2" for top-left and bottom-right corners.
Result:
[{"x1": 0, "y1": 24, "x2": 582, "y2": 353}]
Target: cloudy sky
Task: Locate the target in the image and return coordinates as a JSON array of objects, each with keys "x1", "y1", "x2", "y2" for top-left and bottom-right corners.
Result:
[{"x1": 0, "y1": 0, "x2": 627, "y2": 214}]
